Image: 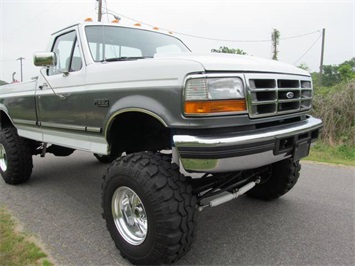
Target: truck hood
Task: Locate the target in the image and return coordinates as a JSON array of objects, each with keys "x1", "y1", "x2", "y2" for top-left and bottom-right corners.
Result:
[{"x1": 154, "y1": 53, "x2": 309, "y2": 76}]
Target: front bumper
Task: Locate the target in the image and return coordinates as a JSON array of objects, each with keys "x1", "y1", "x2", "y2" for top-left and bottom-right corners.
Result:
[{"x1": 173, "y1": 116, "x2": 322, "y2": 173}]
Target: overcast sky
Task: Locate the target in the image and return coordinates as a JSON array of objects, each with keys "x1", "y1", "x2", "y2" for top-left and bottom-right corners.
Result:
[{"x1": 0, "y1": 0, "x2": 354, "y2": 82}]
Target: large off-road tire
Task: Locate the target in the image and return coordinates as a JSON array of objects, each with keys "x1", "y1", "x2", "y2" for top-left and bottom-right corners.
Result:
[
  {"x1": 247, "y1": 158, "x2": 301, "y2": 201},
  {"x1": 0, "y1": 127, "x2": 33, "y2": 185},
  {"x1": 94, "y1": 153, "x2": 118, "y2": 164},
  {"x1": 102, "y1": 152, "x2": 197, "y2": 265}
]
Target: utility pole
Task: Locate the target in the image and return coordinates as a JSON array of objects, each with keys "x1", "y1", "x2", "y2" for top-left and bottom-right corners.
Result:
[
  {"x1": 97, "y1": 0, "x2": 102, "y2": 22},
  {"x1": 319, "y1": 28, "x2": 326, "y2": 86},
  {"x1": 271, "y1": 29, "x2": 280, "y2": 60},
  {"x1": 16, "y1": 57, "x2": 25, "y2": 82}
]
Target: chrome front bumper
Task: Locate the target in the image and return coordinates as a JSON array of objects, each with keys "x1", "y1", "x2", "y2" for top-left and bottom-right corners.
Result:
[{"x1": 173, "y1": 116, "x2": 322, "y2": 173}]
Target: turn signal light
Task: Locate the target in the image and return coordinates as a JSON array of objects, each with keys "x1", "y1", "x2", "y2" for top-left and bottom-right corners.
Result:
[{"x1": 185, "y1": 100, "x2": 246, "y2": 114}]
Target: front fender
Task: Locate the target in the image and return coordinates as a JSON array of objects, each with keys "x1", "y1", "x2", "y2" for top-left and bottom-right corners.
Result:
[{"x1": 104, "y1": 95, "x2": 174, "y2": 138}]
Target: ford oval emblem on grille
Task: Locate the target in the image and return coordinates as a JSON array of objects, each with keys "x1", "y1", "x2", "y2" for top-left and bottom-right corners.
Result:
[{"x1": 286, "y1": 92, "x2": 294, "y2": 99}]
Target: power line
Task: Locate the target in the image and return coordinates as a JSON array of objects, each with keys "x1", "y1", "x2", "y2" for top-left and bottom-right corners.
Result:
[
  {"x1": 293, "y1": 33, "x2": 322, "y2": 65},
  {"x1": 280, "y1": 30, "x2": 321, "y2": 41},
  {"x1": 106, "y1": 9, "x2": 320, "y2": 43}
]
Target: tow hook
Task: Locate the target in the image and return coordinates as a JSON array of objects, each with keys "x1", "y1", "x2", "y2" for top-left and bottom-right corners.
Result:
[{"x1": 198, "y1": 177, "x2": 261, "y2": 211}]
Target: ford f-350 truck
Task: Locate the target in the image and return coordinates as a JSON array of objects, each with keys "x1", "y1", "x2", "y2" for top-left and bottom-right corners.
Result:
[{"x1": 0, "y1": 22, "x2": 322, "y2": 264}]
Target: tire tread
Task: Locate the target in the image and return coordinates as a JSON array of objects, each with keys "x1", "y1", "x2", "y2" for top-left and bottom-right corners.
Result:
[
  {"x1": 247, "y1": 158, "x2": 300, "y2": 201},
  {"x1": 102, "y1": 152, "x2": 197, "y2": 265},
  {"x1": 0, "y1": 127, "x2": 33, "y2": 185}
]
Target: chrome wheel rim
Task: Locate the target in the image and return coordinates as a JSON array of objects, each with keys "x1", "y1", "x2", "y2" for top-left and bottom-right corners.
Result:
[
  {"x1": 112, "y1": 186, "x2": 148, "y2": 245},
  {"x1": 0, "y1": 144, "x2": 7, "y2": 172}
]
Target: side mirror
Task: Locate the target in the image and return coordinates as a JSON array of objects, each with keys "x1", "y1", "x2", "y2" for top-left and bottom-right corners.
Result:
[{"x1": 33, "y1": 52, "x2": 57, "y2": 67}]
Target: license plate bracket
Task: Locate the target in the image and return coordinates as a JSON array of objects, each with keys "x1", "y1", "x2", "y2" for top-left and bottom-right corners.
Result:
[{"x1": 293, "y1": 138, "x2": 311, "y2": 161}]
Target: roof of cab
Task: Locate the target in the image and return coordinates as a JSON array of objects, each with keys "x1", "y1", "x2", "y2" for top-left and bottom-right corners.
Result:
[{"x1": 51, "y1": 22, "x2": 175, "y2": 38}]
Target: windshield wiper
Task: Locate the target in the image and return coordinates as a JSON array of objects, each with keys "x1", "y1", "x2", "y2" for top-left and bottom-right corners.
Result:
[{"x1": 101, "y1": 56, "x2": 152, "y2": 62}]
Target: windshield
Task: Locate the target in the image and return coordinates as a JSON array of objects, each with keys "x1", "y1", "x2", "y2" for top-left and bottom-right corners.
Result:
[{"x1": 85, "y1": 25, "x2": 190, "y2": 62}]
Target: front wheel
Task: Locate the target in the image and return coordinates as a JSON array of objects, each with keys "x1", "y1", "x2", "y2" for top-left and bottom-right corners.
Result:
[
  {"x1": 247, "y1": 158, "x2": 301, "y2": 200},
  {"x1": 102, "y1": 152, "x2": 197, "y2": 265},
  {"x1": 0, "y1": 127, "x2": 33, "y2": 185}
]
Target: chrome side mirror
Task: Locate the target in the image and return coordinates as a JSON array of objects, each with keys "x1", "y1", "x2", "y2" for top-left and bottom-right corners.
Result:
[{"x1": 33, "y1": 52, "x2": 57, "y2": 67}]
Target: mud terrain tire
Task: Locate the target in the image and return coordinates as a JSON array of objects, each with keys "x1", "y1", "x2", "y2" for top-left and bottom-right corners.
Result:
[
  {"x1": 0, "y1": 127, "x2": 33, "y2": 185},
  {"x1": 247, "y1": 158, "x2": 301, "y2": 200},
  {"x1": 102, "y1": 152, "x2": 197, "y2": 265}
]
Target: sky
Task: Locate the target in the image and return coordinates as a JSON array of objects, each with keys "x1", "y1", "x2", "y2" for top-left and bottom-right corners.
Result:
[{"x1": 0, "y1": 0, "x2": 354, "y2": 82}]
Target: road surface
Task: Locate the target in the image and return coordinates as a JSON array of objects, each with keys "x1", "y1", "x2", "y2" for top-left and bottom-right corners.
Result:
[{"x1": 0, "y1": 151, "x2": 354, "y2": 265}]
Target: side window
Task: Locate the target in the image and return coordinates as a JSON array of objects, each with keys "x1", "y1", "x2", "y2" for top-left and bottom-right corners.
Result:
[{"x1": 49, "y1": 31, "x2": 82, "y2": 75}]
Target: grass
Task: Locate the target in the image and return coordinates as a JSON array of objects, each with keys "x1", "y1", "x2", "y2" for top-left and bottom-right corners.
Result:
[
  {"x1": 0, "y1": 207, "x2": 53, "y2": 266},
  {"x1": 305, "y1": 142, "x2": 355, "y2": 166}
]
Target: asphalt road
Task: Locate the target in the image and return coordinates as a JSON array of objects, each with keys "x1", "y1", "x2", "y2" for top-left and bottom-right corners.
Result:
[{"x1": 0, "y1": 151, "x2": 354, "y2": 265}]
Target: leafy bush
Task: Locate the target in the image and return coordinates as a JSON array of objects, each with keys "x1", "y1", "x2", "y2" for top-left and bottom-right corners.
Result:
[{"x1": 312, "y1": 80, "x2": 355, "y2": 146}]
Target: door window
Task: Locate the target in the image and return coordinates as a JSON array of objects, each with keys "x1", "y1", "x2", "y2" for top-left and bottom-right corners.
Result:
[{"x1": 49, "y1": 31, "x2": 82, "y2": 75}]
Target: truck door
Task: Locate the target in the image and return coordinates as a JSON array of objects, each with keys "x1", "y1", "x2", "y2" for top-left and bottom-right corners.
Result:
[{"x1": 36, "y1": 30, "x2": 89, "y2": 150}]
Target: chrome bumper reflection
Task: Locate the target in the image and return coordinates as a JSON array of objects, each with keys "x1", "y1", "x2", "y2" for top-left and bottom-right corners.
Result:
[{"x1": 173, "y1": 116, "x2": 322, "y2": 173}]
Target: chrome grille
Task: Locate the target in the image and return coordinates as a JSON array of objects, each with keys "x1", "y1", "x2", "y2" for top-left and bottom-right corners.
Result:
[{"x1": 246, "y1": 74, "x2": 313, "y2": 118}]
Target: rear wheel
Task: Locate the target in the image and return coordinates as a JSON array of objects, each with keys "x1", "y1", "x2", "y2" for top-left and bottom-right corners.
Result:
[
  {"x1": 102, "y1": 152, "x2": 197, "y2": 265},
  {"x1": 247, "y1": 158, "x2": 301, "y2": 200},
  {"x1": 0, "y1": 127, "x2": 33, "y2": 185}
]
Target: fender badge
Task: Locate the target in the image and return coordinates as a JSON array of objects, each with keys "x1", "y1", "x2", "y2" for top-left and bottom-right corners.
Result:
[{"x1": 94, "y1": 99, "x2": 109, "y2": 107}]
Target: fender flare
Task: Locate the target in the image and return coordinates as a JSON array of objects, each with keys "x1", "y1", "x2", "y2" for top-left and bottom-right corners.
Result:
[{"x1": 104, "y1": 95, "x2": 171, "y2": 139}]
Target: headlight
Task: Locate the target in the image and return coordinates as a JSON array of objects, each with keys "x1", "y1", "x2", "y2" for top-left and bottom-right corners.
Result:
[
  {"x1": 184, "y1": 77, "x2": 246, "y2": 115},
  {"x1": 185, "y1": 77, "x2": 244, "y2": 100}
]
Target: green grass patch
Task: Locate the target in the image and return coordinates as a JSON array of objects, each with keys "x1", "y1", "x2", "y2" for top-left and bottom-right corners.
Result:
[
  {"x1": 0, "y1": 207, "x2": 53, "y2": 266},
  {"x1": 305, "y1": 142, "x2": 355, "y2": 166}
]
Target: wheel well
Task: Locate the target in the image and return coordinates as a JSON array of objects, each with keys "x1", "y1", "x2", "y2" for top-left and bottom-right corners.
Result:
[
  {"x1": 107, "y1": 112, "x2": 171, "y2": 155},
  {"x1": 0, "y1": 111, "x2": 14, "y2": 129}
]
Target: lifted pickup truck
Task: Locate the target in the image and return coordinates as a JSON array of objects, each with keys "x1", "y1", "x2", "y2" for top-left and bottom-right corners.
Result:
[{"x1": 0, "y1": 22, "x2": 322, "y2": 264}]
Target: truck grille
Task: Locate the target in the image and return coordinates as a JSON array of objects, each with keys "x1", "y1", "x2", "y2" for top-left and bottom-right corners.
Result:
[{"x1": 246, "y1": 74, "x2": 313, "y2": 118}]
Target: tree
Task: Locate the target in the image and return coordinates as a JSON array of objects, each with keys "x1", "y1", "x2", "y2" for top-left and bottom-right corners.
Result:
[
  {"x1": 321, "y1": 65, "x2": 341, "y2": 87},
  {"x1": 297, "y1": 63, "x2": 310, "y2": 72},
  {"x1": 271, "y1": 28, "x2": 280, "y2": 60},
  {"x1": 211, "y1": 46, "x2": 247, "y2": 55},
  {"x1": 0, "y1": 80, "x2": 8, "y2": 86},
  {"x1": 312, "y1": 58, "x2": 355, "y2": 87},
  {"x1": 338, "y1": 58, "x2": 355, "y2": 81},
  {"x1": 338, "y1": 64, "x2": 355, "y2": 81},
  {"x1": 340, "y1": 57, "x2": 355, "y2": 68}
]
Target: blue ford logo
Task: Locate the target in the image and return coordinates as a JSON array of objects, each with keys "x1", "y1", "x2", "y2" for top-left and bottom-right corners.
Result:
[{"x1": 286, "y1": 92, "x2": 294, "y2": 99}]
